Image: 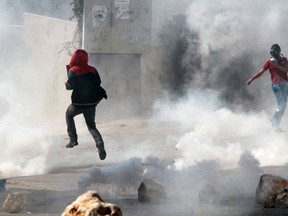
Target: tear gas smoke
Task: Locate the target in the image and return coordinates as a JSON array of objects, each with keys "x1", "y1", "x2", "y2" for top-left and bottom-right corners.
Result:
[
  {"x1": 1, "y1": 2, "x2": 288, "y2": 216},
  {"x1": 0, "y1": 1, "x2": 73, "y2": 178},
  {"x1": 153, "y1": 0, "x2": 288, "y2": 168},
  {"x1": 218, "y1": 151, "x2": 263, "y2": 196},
  {"x1": 78, "y1": 156, "x2": 174, "y2": 194},
  {"x1": 160, "y1": 0, "x2": 288, "y2": 112},
  {"x1": 189, "y1": 0, "x2": 288, "y2": 111},
  {"x1": 0, "y1": 79, "x2": 54, "y2": 178},
  {"x1": 78, "y1": 157, "x2": 144, "y2": 194},
  {"x1": 131, "y1": 3, "x2": 288, "y2": 213},
  {"x1": 78, "y1": 154, "x2": 263, "y2": 216},
  {"x1": 153, "y1": 90, "x2": 288, "y2": 169}
]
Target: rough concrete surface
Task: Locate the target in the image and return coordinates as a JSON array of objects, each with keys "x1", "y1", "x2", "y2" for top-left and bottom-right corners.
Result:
[{"x1": 0, "y1": 117, "x2": 287, "y2": 216}]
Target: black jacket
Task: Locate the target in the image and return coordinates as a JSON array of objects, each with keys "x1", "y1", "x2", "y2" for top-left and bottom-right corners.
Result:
[{"x1": 66, "y1": 70, "x2": 106, "y2": 105}]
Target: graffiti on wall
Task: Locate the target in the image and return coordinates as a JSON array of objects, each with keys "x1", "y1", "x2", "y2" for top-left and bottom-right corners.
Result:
[
  {"x1": 84, "y1": 0, "x2": 151, "y2": 53},
  {"x1": 91, "y1": 5, "x2": 109, "y2": 42},
  {"x1": 114, "y1": 0, "x2": 130, "y2": 20},
  {"x1": 92, "y1": 5, "x2": 108, "y2": 27}
]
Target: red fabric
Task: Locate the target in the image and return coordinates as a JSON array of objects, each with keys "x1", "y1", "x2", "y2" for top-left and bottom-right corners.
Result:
[
  {"x1": 263, "y1": 57, "x2": 288, "y2": 84},
  {"x1": 66, "y1": 49, "x2": 97, "y2": 75}
]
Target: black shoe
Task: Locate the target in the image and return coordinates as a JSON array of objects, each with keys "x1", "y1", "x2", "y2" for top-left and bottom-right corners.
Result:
[
  {"x1": 66, "y1": 141, "x2": 78, "y2": 148},
  {"x1": 96, "y1": 143, "x2": 106, "y2": 160}
]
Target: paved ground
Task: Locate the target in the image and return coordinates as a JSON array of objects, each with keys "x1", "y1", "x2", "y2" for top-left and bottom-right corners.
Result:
[
  {"x1": 0, "y1": 117, "x2": 287, "y2": 215},
  {"x1": 0, "y1": 117, "x2": 184, "y2": 215}
]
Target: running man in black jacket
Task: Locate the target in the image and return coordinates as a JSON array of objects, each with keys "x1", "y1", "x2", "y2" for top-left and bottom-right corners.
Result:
[{"x1": 65, "y1": 49, "x2": 107, "y2": 160}]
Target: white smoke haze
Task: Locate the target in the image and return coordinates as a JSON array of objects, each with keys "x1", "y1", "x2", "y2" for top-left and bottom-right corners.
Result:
[
  {"x1": 0, "y1": 1, "x2": 288, "y2": 215},
  {"x1": 0, "y1": 1, "x2": 73, "y2": 178},
  {"x1": 218, "y1": 151, "x2": 263, "y2": 196},
  {"x1": 153, "y1": 89, "x2": 288, "y2": 169},
  {"x1": 79, "y1": 2, "x2": 286, "y2": 212},
  {"x1": 0, "y1": 79, "x2": 54, "y2": 177},
  {"x1": 78, "y1": 157, "x2": 144, "y2": 195},
  {"x1": 186, "y1": 0, "x2": 288, "y2": 66},
  {"x1": 0, "y1": 46, "x2": 64, "y2": 177},
  {"x1": 76, "y1": 1, "x2": 288, "y2": 212},
  {"x1": 113, "y1": 2, "x2": 288, "y2": 213},
  {"x1": 150, "y1": 0, "x2": 288, "y2": 169},
  {"x1": 177, "y1": 0, "x2": 288, "y2": 114},
  {"x1": 153, "y1": 89, "x2": 223, "y2": 129},
  {"x1": 77, "y1": 154, "x2": 262, "y2": 215},
  {"x1": 78, "y1": 156, "x2": 217, "y2": 197}
]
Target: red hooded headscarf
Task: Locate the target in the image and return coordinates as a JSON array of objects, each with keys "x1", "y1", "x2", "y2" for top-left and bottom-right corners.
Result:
[{"x1": 66, "y1": 49, "x2": 97, "y2": 75}]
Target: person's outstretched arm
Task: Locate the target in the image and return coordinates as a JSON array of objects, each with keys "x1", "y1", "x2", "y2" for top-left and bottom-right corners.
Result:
[{"x1": 246, "y1": 68, "x2": 266, "y2": 85}]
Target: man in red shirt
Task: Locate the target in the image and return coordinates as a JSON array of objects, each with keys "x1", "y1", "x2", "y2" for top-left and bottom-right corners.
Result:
[{"x1": 247, "y1": 44, "x2": 288, "y2": 131}]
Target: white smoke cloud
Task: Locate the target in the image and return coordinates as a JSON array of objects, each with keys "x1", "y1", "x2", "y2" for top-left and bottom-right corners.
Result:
[
  {"x1": 178, "y1": 0, "x2": 288, "y2": 113},
  {"x1": 186, "y1": 0, "x2": 288, "y2": 65},
  {"x1": 55, "y1": 0, "x2": 288, "y2": 214},
  {"x1": 218, "y1": 151, "x2": 263, "y2": 196},
  {"x1": 82, "y1": 0, "x2": 288, "y2": 201},
  {"x1": 77, "y1": 153, "x2": 262, "y2": 215},
  {"x1": 78, "y1": 157, "x2": 144, "y2": 194},
  {"x1": 0, "y1": 80, "x2": 54, "y2": 178},
  {"x1": 153, "y1": 90, "x2": 288, "y2": 169},
  {"x1": 0, "y1": 1, "x2": 74, "y2": 178},
  {"x1": 1, "y1": 3, "x2": 287, "y2": 216},
  {"x1": 78, "y1": 156, "x2": 221, "y2": 199},
  {"x1": 155, "y1": 0, "x2": 288, "y2": 167}
]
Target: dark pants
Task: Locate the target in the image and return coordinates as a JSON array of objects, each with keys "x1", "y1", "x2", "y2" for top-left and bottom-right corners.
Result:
[{"x1": 65, "y1": 104, "x2": 104, "y2": 145}]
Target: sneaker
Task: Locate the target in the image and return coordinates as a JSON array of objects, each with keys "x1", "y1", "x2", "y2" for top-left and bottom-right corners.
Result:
[
  {"x1": 96, "y1": 143, "x2": 106, "y2": 160},
  {"x1": 66, "y1": 140, "x2": 78, "y2": 148}
]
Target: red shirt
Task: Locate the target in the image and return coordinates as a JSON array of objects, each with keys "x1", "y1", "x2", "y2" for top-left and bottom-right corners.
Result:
[{"x1": 263, "y1": 57, "x2": 288, "y2": 84}]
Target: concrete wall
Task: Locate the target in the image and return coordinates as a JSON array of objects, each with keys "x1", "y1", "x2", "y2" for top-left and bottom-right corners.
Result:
[
  {"x1": 20, "y1": 1, "x2": 189, "y2": 123},
  {"x1": 82, "y1": 0, "x2": 152, "y2": 119},
  {"x1": 22, "y1": 11, "x2": 143, "y2": 123},
  {"x1": 90, "y1": 53, "x2": 141, "y2": 121},
  {"x1": 83, "y1": 0, "x2": 152, "y2": 54},
  {"x1": 81, "y1": 0, "x2": 189, "y2": 117},
  {"x1": 22, "y1": 13, "x2": 78, "y2": 123}
]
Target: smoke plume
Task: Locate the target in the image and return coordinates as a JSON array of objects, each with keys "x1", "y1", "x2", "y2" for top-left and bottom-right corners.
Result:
[
  {"x1": 0, "y1": 0, "x2": 74, "y2": 178},
  {"x1": 151, "y1": 0, "x2": 288, "y2": 168}
]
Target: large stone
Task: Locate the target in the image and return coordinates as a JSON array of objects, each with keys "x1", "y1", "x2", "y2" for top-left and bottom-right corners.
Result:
[
  {"x1": 61, "y1": 190, "x2": 122, "y2": 216},
  {"x1": 138, "y1": 179, "x2": 166, "y2": 204},
  {"x1": 256, "y1": 174, "x2": 288, "y2": 208},
  {"x1": 2, "y1": 192, "x2": 26, "y2": 213}
]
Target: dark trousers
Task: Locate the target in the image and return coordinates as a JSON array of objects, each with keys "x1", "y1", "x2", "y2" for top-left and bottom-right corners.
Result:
[{"x1": 65, "y1": 104, "x2": 104, "y2": 145}]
